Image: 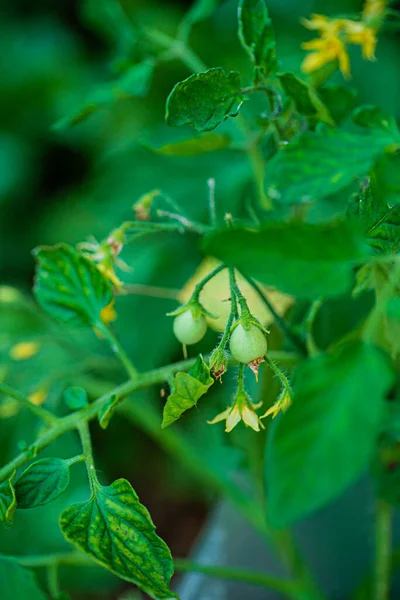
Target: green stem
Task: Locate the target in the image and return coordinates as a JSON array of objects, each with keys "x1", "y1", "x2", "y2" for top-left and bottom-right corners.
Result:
[
  {"x1": 125, "y1": 220, "x2": 208, "y2": 236},
  {"x1": 363, "y1": 259, "x2": 400, "y2": 344},
  {"x1": 155, "y1": 210, "x2": 210, "y2": 235},
  {"x1": 374, "y1": 498, "x2": 393, "y2": 600},
  {"x1": 0, "y1": 383, "x2": 58, "y2": 426},
  {"x1": 264, "y1": 355, "x2": 291, "y2": 394},
  {"x1": 174, "y1": 559, "x2": 298, "y2": 597},
  {"x1": 242, "y1": 274, "x2": 307, "y2": 356},
  {"x1": 305, "y1": 298, "x2": 323, "y2": 357},
  {"x1": 77, "y1": 422, "x2": 96, "y2": 491},
  {"x1": 47, "y1": 563, "x2": 60, "y2": 599},
  {"x1": 192, "y1": 264, "x2": 226, "y2": 302},
  {"x1": 237, "y1": 362, "x2": 245, "y2": 393},
  {"x1": 99, "y1": 325, "x2": 138, "y2": 380}
]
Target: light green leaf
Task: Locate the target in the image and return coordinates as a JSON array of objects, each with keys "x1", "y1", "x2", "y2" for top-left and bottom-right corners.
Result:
[
  {"x1": 0, "y1": 556, "x2": 47, "y2": 600},
  {"x1": 266, "y1": 343, "x2": 394, "y2": 527},
  {"x1": 98, "y1": 393, "x2": 119, "y2": 429},
  {"x1": 15, "y1": 458, "x2": 70, "y2": 508},
  {"x1": 352, "y1": 105, "x2": 400, "y2": 138},
  {"x1": 162, "y1": 355, "x2": 214, "y2": 428},
  {"x1": 60, "y1": 478, "x2": 176, "y2": 600},
  {"x1": 348, "y1": 183, "x2": 400, "y2": 254},
  {"x1": 152, "y1": 132, "x2": 231, "y2": 156},
  {"x1": 0, "y1": 473, "x2": 16, "y2": 527},
  {"x1": 205, "y1": 221, "x2": 369, "y2": 297},
  {"x1": 264, "y1": 128, "x2": 390, "y2": 204},
  {"x1": 33, "y1": 243, "x2": 113, "y2": 329},
  {"x1": 238, "y1": 0, "x2": 277, "y2": 76},
  {"x1": 64, "y1": 386, "x2": 89, "y2": 410},
  {"x1": 166, "y1": 68, "x2": 245, "y2": 132},
  {"x1": 278, "y1": 72, "x2": 333, "y2": 124},
  {"x1": 54, "y1": 60, "x2": 154, "y2": 129},
  {"x1": 372, "y1": 152, "x2": 400, "y2": 206}
]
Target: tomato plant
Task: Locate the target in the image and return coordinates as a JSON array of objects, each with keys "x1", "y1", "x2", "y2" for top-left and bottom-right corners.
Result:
[{"x1": 2, "y1": 0, "x2": 400, "y2": 599}]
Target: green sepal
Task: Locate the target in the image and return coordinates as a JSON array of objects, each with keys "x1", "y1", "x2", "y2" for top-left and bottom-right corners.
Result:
[
  {"x1": 0, "y1": 472, "x2": 16, "y2": 528},
  {"x1": 167, "y1": 300, "x2": 217, "y2": 320},
  {"x1": 162, "y1": 355, "x2": 214, "y2": 428},
  {"x1": 60, "y1": 478, "x2": 177, "y2": 600}
]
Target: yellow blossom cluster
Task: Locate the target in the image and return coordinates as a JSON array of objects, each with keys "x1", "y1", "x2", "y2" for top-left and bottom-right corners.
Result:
[{"x1": 301, "y1": 0, "x2": 387, "y2": 77}]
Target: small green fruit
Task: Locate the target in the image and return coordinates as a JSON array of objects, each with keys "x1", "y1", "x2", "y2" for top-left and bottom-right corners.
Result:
[
  {"x1": 229, "y1": 323, "x2": 267, "y2": 364},
  {"x1": 173, "y1": 310, "x2": 207, "y2": 345}
]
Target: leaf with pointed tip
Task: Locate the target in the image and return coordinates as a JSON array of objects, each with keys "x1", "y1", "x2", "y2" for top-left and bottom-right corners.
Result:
[
  {"x1": 0, "y1": 556, "x2": 47, "y2": 600},
  {"x1": 15, "y1": 458, "x2": 70, "y2": 508},
  {"x1": 162, "y1": 355, "x2": 214, "y2": 428},
  {"x1": 266, "y1": 343, "x2": 394, "y2": 527},
  {"x1": 98, "y1": 394, "x2": 119, "y2": 429},
  {"x1": 64, "y1": 386, "x2": 89, "y2": 411},
  {"x1": 238, "y1": 0, "x2": 277, "y2": 76},
  {"x1": 264, "y1": 128, "x2": 390, "y2": 204},
  {"x1": 60, "y1": 478, "x2": 176, "y2": 600},
  {"x1": 33, "y1": 243, "x2": 113, "y2": 329},
  {"x1": 166, "y1": 68, "x2": 245, "y2": 132},
  {"x1": 278, "y1": 72, "x2": 332, "y2": 124},
  {"x1": 0, "y1": 473, "x2": 16, "y2": 527}
]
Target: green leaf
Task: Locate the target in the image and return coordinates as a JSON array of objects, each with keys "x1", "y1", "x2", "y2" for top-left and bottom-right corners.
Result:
[
  {"x1": 238, "y1": 0, "x2": 277, "y2": 76},
  {"x1": 166, "y1": 68, "x2": 245, "y2": 132},
  {"x1": 0, "y1": 473, "x2": 16, "y2": 527},
  {"x1": 33, "y1": 243, "x2": 113, "y2": 329},
  {"x1": 318, "y1": 84, "x2": 357, "y2": 125},
  {"x1": 15, "y1": 458, "x2": 70, "y2": 508},
  {"x1": 205, "y1": 221, "x2": 369, "y2": 297},
  {"x1": 162, "y1": 355, "x2": 214, "y2": 428},
  {"x1": 60, "y1": 478, "x2": 176, "y2": 600},
  {"x1": 348, "y1": 183, "x2": 400, "y2": 254},
  {"x1": 352, "y1": 105, "x2": 400, "y2": 138},
  {"x1": 54, "y1": 60, "x2": 154, "y2": 129},
  {"x1": 278, "y1": 72, "x2": 332, "y2": 124},
  {"x1": 264, "y1": 128, "x2": 390, "y2": 204},
  {"x1": 64, "y1": 386, "x2": 89, "y2": 410},
  {"x1": 151, "y1": 132, "x2": 231, "y2": 156},
  {"x1": 266, "y1": 343, "x2": 394, "y2": 527},
  {"x1": 372, "y1": 152, "x2": 400, "y2": 206},
  {"x1": 0, "y1": 556, "x2": 47, "y2": 600},
  {"x1": 98, "y1": 393, "x2": 119, "y2": 429}
]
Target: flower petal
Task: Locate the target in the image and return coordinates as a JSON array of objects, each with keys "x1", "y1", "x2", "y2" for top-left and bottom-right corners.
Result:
[
  {"x1": 207, "y1": 407, "x2": 231, "y2": 425},
  {"x1": 226, "y1": 406, "x2": 242, "y2": 432}
]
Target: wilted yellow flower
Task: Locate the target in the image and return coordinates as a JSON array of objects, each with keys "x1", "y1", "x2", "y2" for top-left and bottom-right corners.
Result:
[
  {"x1": 10, "y1": 341, "x2": 40, "y2": 361},
  {"x1": 344, "y1": 21, "x2": 377, "y2": 59},
  {"x1": 208, "y1": 391, "x2": 264, "y2": 433},
  {"x1": 133, "y1": 189, "x2": 160, "y2": 221},
  {"x1": 100, "y1": 300, "x2": 117, "y2": 324},
  {"x1": 97, "y1": 262, "x2": 124, "y2": 291},
  {"x1": 29, "y1": 388, "x2": 47, "y2": 406},
  {"x1": 261, "y1": 389, "x2": 292, "y2": 420}
]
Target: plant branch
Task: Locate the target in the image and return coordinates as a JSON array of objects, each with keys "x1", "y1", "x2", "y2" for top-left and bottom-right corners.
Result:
[
  {"x1": 374, "y1": 498, "x2": 393, "y2": 600},
  {"x1": 99, "y1": 325, "x2": 138, "y2": 380},
  {"x1": 0, "y1": 382, "x2": 58, "y2": 426}
]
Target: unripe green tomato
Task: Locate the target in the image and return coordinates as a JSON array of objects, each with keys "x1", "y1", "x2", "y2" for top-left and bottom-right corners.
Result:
[
  {"x1": 173, "y1": 310, "x2": 207, "y2": 345},
  {"x1": 229, "y1": 323, "x2": 267, "y2": 364}
]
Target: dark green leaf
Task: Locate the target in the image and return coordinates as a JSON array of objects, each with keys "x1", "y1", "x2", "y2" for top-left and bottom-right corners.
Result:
[
  {"x1": 33, "y1": 243, "x2": 113, "y2": 329},
  {"x1": 0, "y1": 556, "x2": 47, "y2": 600},
  {"x1": 348, "y1": 183, "x2": 400, "y2": 254},
  {"x1": 238, "y1": 0, "x2": 277, "y2": 76},
  {"x1": 15, "y1": 458, "x2": 70, "y2": 508},
  {"x1": 278, "y1": 72, "x2": 332, "y2": 124},
  {"x1": 98, "y1": 394, "x2": 119, "y2": 429},
  {"x1": 166, "y1": 68, "x2": 245, "y2": 132},
  {"x1": 162, "y1": 355, "x2": 214, "y2": 428},
  {"x1": 352, "y1": 105, "x2": 400, "y2": 138},
  {"x1": 151, "y1": 132, "x2": 231, "y2": 156},
  {"x1": 205, "y1": 221, "x2": 369, "y2": 297},
  {"x1": 54, "y1": 60, "x2": 154, "y2": 129},
  {"x1": 264, "y1": 128, "x2": 389, "y2": 204},
  {"x1": 266, "y1": 343, "x2": 394, "y2": 527},
  {"x1": 0, "y1": 473, "x2": 16, "y2": 527},
  {"x1": 318, "y1": 84, "x2": 357, "y2": 125},
  {"x1": 372, "y1": 152, "x2": 400, "y2": 206},
  {"x1": 60, "y1": 478, "x2": 176, "y2": 600},
  {"x1": 64, "y1": 386, "x2": 89, "y2": 410}
]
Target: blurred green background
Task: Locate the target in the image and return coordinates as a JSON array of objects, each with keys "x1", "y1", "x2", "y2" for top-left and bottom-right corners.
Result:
[{"x1": 1, "y1": 0, "x2": 400, "y2": 597}]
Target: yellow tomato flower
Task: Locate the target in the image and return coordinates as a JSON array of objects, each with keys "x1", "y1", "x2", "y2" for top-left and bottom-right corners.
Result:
[
  {"x1": 301, "y1": 14, "x2": 345, "y2": 36},
  {"x1": 208, "y1": 391, "x2": 264, "y2": 433},
  {"x1": 9, "y1": 341, "x2": 40, "y2": 361},
  {"x1": 261, "y1": 389, "x2": 292, "y2": 420},
  {"x1": 302, "y1": 35, "x2": 351, "y2": 78},
  {"x1": 344, "y1": 21, "x2": 377, "y2": 59}
]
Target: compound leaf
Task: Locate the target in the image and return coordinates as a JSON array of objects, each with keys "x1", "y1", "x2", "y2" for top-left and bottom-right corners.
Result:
[{"x1": 60, "y1": 478, "x2": 176, "y2": 600}]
